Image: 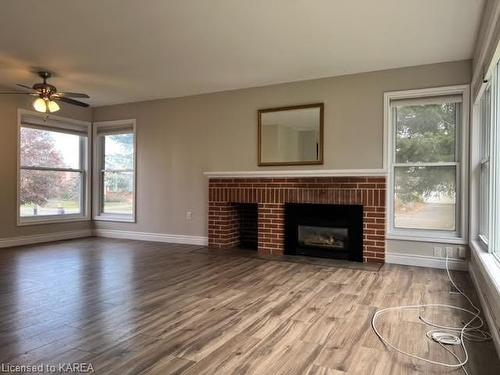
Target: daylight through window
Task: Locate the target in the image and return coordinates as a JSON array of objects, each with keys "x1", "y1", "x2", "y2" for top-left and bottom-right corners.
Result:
[
  {"x1": 18, "y1": 114, "x2": 90, "y2": 224},
  {"x1": 94, "y1": 121, "x2": 136, "y2": 222},
  {"x1": 387, "y1": 89, "x2": 467, "y2": 241}
]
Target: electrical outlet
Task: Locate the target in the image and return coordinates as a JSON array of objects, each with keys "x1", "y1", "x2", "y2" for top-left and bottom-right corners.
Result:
[
  {"x1": 186, "y1": 210, "x2": 193, "y2": 221},
  {"x1": 434, "y1": 246, "x2": 443, "y2": 257},
  {"x1": 458, "y1": 247, "x2": 466, "y2": 259},
  {"x1": 445, "y1": 246, "x2": 454, "y2": 258}
]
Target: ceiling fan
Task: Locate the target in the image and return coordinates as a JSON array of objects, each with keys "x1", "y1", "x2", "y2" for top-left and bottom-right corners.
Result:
[{"x1": 0, "y1": 71, "x2": 90, "y2": 113}]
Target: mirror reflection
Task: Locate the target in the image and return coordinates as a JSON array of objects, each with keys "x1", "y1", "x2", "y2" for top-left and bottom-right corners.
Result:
[{"x1": 259, "y1": 104, "x2": 323, "y2": 166}]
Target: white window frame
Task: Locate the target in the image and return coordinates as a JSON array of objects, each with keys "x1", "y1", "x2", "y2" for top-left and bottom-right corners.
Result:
[
  {"x1": 92, "y1": 119, "x2": 136, "y2": 223},
  {"x1": 471, "y1": 57, "x2": 500, "y2": 267},
  {"x1": 17, "y1": 109, "x2": 91, "y2": 225},
  {"x1": 478, "y1": 84, "x2": 491, "y2": 247},
  {"x1": 383, "y1": 85, "x2": 469, "y2": 244},
  {"x1": 478, "y1": 58, "x2": 500, "y2": 265},
  {"x1": 488, "y1": 60, "x2": 500, "y2": 262}
]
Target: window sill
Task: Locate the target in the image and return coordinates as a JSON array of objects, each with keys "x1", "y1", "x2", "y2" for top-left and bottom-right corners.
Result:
[
  {"x1": 93, "y1": 215, "x2": 136, "y2": 223},
  {"x1": 470, "y1": 239, "x2": 500, "y2": 292},
  {"x1": 17, "y1": 215, "x2": 90, "y2": 226},
  {"x1": 386, "y1": 232, "x2": 467, "y2": 245}
]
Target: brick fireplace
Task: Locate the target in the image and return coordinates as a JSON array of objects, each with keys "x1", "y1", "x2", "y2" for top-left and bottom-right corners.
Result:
[{"x1": 208, "y1": 176, "x2": 386, "y2": 263}]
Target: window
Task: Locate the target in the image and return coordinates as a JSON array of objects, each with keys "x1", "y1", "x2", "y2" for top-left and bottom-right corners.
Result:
[
  {"x1": 18, "y1": 110, "x2": 90, "y2": 224},
  {"x1": 479, "y1": 85, "x2": 491, "y2": 245},
  {"x1": 479, "y1": 61, "x2": 500, "y2": 261},
  {"x1": 493, "y1": 65, "x2": 500, "y2": 261},
  {"x1": 93, "y1": 120, "x2": 136, "y2": 222},
  {"x1": 385, "y1": 86, "x2": 469, "y2": 242}
]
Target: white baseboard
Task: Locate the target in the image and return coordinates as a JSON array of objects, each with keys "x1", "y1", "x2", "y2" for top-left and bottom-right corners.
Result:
[
  {"x1": 93, "y1": 229, "x2": 208, "y2": 246},
  {"x1": 0, "y1": 229, "x2": 208, "y2": 248},
  {"x1": 0, "y1": 229, "x2": 93, "y2": 248},
  {"x1": 386, "y1": 252, "x2": 468, "y2": 271}
]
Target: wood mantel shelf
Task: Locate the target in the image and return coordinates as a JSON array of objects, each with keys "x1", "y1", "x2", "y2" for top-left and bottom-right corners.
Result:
[{"x1": 204, "y1": 169, "x2": 387, "y2": 178}]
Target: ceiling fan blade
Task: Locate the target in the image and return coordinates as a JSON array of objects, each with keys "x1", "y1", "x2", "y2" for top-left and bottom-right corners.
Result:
[
  {"x1": 55, "y1": 92, "x2": 90, "y2": 99},
  {"x1": 53, "y1": 96, "x2": 90, "y2": 108},
  {"x1": 16, "y1": 84, "x2": 37, "y2": 92}
]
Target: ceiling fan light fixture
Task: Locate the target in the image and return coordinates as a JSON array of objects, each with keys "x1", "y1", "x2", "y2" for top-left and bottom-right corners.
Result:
[
  {"x1": 2, "y1": 71, "x2": 90, "y2": 109},
  {"x1": 47, "y1": 100, "x2": 60, "y2": 113},
  {"x1": 33, "y1": 97, "x2": 47, "y2": 113}
]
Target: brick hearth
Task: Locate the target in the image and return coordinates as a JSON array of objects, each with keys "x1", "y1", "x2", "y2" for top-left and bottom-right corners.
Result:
[{"x1": 208, "y1": 177, "x2": 386, "y2": 262}]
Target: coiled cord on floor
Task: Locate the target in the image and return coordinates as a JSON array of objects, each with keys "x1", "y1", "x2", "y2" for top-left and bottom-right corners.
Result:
[{"x1": 371, "y1": 256, "x2": 491, "y2": 374}]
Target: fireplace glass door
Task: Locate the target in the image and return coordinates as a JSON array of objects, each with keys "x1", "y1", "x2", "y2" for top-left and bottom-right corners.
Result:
[
  {"x1": 297, "y1": 225, "x2": 348, "y2": 251},
  {"x1": 285, "y1": 203, "x2": 363, "y2": 262}
]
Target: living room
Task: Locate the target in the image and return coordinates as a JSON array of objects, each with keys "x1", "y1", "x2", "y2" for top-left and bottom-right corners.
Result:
[{"x1": 0, "y1": 1, "x2": 499, "y2": 374}]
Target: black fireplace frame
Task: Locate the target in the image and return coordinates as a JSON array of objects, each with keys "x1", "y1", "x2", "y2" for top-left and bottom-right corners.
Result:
[{"x1": 285, "y1": 203, "x2": 363, "y2": 262}]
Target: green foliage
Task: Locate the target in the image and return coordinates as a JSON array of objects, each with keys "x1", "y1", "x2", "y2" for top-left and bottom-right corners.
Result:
[
  {"x1": 395, "y1": 103, "x2": 457, "y2": 203},
  {"x1": 395, "y1": 166, "x2": 455, "y2": 205}
]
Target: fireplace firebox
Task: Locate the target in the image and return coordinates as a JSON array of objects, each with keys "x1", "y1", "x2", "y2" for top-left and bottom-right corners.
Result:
[{"x1": 285, "y1": 203, "x2": 363, "y2": 262}]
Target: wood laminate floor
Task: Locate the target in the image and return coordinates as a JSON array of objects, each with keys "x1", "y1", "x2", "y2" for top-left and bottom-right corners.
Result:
[{"x1": 0, "y1": 238, "x2": 498, "y2": 375}]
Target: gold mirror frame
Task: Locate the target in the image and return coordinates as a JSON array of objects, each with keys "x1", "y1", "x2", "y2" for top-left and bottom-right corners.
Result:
[{"x1": 258, "y1": 103, "x2": 324, "y2": 166}]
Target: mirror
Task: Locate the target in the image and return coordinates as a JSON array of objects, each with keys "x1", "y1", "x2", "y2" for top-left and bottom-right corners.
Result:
[{"x1": 258, "y1": 103, "x2": 324, "y2": 166}]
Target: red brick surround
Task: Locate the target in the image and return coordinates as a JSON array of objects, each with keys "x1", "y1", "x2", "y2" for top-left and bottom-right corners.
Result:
[{"x1": 208, "y1": 177, "x2": 386, "y2": 263}]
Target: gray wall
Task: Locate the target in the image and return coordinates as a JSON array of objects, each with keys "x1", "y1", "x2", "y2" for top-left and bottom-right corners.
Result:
[
  {"x1": 92, "y1": 60, "x2": 472, "y2": 238},
  {"x1": 0, "y1": 94, "x2": 92, "y2": 238}
]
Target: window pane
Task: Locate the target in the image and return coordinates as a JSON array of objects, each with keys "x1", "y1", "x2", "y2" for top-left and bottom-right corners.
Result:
[
  {"x1": 20, "y1": 170, "x2": 81, "y2": 217},
  {"x1": 104, "y1": 133, "x2": 134, "y2": 170},
  {"x1": 479, "y1": 162, "x2": 489, "y2": 240},
  {"x1": 394, "y1": 166, "x2": 456, "y2": 230},
  {"x1": 481, "y1": 87, "x2": 491, "y2": 159},
  {"x1": 103, "y1": 171, "x2": 133, "y2": 215},
  {"x1": 20, "y1": 127, "x2": 82, "y2": 169},
  {"x1": 395, "y1": 103, "x2": 457, "y2": 163}
]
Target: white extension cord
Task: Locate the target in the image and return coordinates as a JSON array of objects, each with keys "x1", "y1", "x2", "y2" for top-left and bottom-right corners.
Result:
[
  {"x1": 371, "y1": 256, "x2": 491, "y2": 375},
  {"x1": 430, "y1": 331, "x2": 462, "y2": 346}
]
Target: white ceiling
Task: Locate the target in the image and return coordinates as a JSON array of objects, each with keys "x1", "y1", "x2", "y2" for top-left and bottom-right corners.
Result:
[{"x1": 0, "y1": 0, "x2": 484, "y2": 106}]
